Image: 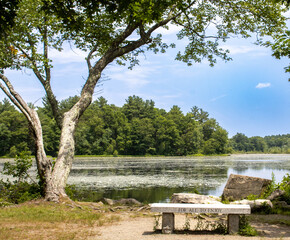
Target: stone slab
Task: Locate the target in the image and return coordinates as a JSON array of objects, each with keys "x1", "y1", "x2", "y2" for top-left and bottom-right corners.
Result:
[
  {"x1": 228, "y1": 214, "x2": 240, "y2": 234},
  {"x1": 150, "y1": 203, "x2": 251, "y2": 214},
  {"x1": 222, "y1": 174, "x2": 272, "y2": 200},
  {"x1": 171, "y1": 193, "x2": 222, "y2": 204},
  {"x1": 162, "y1": 213, "x2": 174, "y2": 234}
]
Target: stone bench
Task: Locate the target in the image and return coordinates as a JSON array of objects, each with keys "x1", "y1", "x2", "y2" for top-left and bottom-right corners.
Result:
[{"x1": 150, "y1": 203, "x2": 251, "y2": 234}]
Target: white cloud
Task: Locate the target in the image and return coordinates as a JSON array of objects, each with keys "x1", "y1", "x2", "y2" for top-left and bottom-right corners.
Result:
[
  {"x1": 154, "y1": 23, "x2": 182, "y2": 35},
  {"x1": 50, "y1": 48, "x2": 87, "y2": 64},
  {"x1": 210, "y1": 94, "x2": 227, "y2": 102},
  {"x1": 221, "y1": 45, "x2": 266, "y2": 55},
  {"x1": 256, "y1": 83, "x2": 271, "y2": 89},
  {"x1": 107, "y1": 63, "x2": 161, "y2": 89}
]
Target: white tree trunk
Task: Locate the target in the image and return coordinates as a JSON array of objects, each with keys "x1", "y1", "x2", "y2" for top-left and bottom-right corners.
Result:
[
  {"x1": 30, "y1": 109, "x2": 53, "y2": 183},
  {"x1": 45, "y1": 110, "x2": 78, "y2": 201}
]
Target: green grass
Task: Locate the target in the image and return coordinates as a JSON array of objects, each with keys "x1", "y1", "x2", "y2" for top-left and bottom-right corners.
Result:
[
  {"x1": 239, "y1": 215, "x2": 258, "y2": 236},
  {"x1": 0, "y1": 201, "x2": 120, "y2": 240},
  {"x1": 0, "y1": 202, "x2": 101, "y2": 224}
]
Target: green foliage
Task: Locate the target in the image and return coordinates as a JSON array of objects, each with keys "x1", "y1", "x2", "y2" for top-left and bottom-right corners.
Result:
[
  {"x1": 263, "y1": 30, "x2": 290, "y2": 73},
  {"x1": 113, "y1": 150, "x2": 118, "y2": 157},
  {"x1": 3, "y1": 151, "x2": 33, "y2": 182},
  {"x1": 0, "y1": 0, "x2": 288, "y2": 159},
  {"x1": 277, "y1": 173, "x2": 290, "y2": 204},
  {"x1": 230, "y1": 133, "x2": 290, "y2": 154},
  {"x1": 239, "y1": 215, "x2": 258, "y2": 236},
  {"x1": 0, "y1": 180, "x2": 41, "y2": 204},
  {"x1": 1, "y1": 96, "x2": 289, "y2": 157},
  {"x1": 0, "y1": 99, "x2": 33, "y2": 157},
  {"x1": 0, "y1": 151, "x2": 41, "y2": 204},
  {"x1": 246, "y1": 194, "x2": 259, "y2": 200},
  {"x1": 0, "y1": 97, "x2": 230, "y2": 157},
  {"x1": 261, "y1": 172, "x2": 276, "y2": 199},
  {"x1": 0, "y1": 0, "x2": 20, "y2": 38}
]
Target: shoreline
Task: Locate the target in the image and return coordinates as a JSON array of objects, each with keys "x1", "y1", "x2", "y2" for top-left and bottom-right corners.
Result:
[{"x1": 0, "y1": 153, "x2": 289, "y2": 162}]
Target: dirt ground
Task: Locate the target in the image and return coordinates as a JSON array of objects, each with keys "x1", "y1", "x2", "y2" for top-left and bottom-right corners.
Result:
[{"x1": 91, "y1": 212, "x2": 290, "y2": 240}]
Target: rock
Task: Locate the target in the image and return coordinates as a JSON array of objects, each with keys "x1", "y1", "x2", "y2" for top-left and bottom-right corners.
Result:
[
  {"x1": 102, "y1": 198, "x2": 141, "y2": 206},
  {"x1": 171, "y1": 193, "x2": 222, "y2": 204},
  {"x1": 114, "y1": 198, "x2": 142, "y2": 206},
  {"x1": 222, "y1": 174, "x2": 272, "y2": 201},
  {"x1": 230, "y1": 199, "x2": 273, "y2": 209},
  {"x1": 103, "y1": 198, "x2": 115, "y2": 205},
  {"x1": 276, "y1": 201, "x2": 288, "y2": 208},
  {"x1": 267, "y1": 189, "x2": 285, "y2": 201},
  {"x1": 275, "y1": 201, "x2": 290, "y2": 210}
]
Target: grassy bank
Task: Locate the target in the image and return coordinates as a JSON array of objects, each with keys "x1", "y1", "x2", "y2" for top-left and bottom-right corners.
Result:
[
  {"x1": 0, "y1": 200, "x2": 120, "y2": 240},
  {"x1": 74, "y1": 153, "x2": 231, "y2": 158}
]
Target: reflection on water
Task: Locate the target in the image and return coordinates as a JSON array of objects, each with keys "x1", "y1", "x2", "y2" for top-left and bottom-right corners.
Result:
[
  {"x1": 67, "y1": 154, "x2": 290, "y2": 203},
  {"x1": 0, "y1": 154, "x2": 289, "y2": 203}
]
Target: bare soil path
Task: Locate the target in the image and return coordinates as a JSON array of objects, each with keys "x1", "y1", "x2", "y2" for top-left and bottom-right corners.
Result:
[{"x1": 92, "y1": 213, "x2": 290, "y2": 240}]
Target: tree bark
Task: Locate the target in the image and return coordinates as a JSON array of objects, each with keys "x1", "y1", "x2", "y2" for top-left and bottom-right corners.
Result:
[
  {"x1": 44, "y1": 78, "x2": 96, "y2": 201},
  {"x1": 45, "y1": 111, "x2": 77, "y2": 201},
  {"x1": 30, "y1": 109, "x2": 52, "y2": 184}
]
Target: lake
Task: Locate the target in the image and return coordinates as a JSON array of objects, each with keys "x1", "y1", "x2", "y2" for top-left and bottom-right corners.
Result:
[
  {"x1": 67, "y1": 154, "x2": 290, "y2": 203},
  {"x1": 0, "y1": 154, "x2": 289, "y2": 203}
]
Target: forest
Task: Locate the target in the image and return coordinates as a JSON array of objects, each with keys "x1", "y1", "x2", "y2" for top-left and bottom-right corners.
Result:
[{"x1": 0, "y1": 96, "x2": 289, "y2": 157}]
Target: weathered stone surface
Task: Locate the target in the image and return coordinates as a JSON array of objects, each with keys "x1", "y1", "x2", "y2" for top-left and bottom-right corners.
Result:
[
  {"x1": 228, "y1": 214, "x2": 240, "y2": 234},
  {"x1": 267, "y1": 189, "x2": 285, "y2": 201},
  {"x1": 150, "y1": 203, "x2": 251, "y2": 214},
  {"x1": 103, "y1": 198, "x2": 141, "y2": 206},
  {"x1": 162, "y1": 213, "x2": 174, "y2": 234},
  {"x1": 103, "y1": 198, "x2": 115, "y2": 205},
  {"x1": 230, "y1": 199, "x2": 273, "y2": 209},
  {"x1": 222, "y1": 174, "x2": 272, "y2": 201},
  {"x1": 171, "y1": 193, "x2": 222, "y2": 204},
  {"x1": 115, "y1": 198, "x2": 142, "y2": 205}
]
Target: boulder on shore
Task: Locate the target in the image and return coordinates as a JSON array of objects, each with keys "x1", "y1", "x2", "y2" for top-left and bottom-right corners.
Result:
[
  {"x1": 267, "y1": 189, "x2": 285, "y2": 201},
  {"x1": 222, "y1": 174, "x2": 272, "y2": 201},
  {"x1": 171, "y1": 193, "x2": 222, "y2": 204},
  {"x1": 230, "y1": 199, "x2": 273, "y2": 210}
]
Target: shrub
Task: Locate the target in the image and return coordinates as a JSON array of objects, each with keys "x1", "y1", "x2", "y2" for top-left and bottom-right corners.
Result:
[
  {"x1": 239, "y1": 215, "x2": 258, "y2": 236},
  {"x1": 0, "y1": 151, "x2": 42, "y2": 204},
  {"x1": 261, "y1": 172, "x2": 276, "y2": 199},
  {"x1": 113, "y1": 150, "x2": 118, "y2": 157},
  {"x1": 277, "y1": 173, "x2": 290, "y2": 204}
]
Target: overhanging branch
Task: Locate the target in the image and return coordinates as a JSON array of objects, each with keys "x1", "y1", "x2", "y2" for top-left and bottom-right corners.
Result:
[{"x1": 0, "y1": 74, "x2": 32, "y2": 122}]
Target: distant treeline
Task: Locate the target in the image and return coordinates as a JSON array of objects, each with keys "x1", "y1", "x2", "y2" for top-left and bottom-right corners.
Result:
[
  {"x1": 0, "y1": 96, "x2": 229, "y2": 157},
  {"x1": 229, "y1": 133, "x2": 290, "y2": 154},
  {"x1": 0, "y1": 96, "x2": 289, "y2": 157}
]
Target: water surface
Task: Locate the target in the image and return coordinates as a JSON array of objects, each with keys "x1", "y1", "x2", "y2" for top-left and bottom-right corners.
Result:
[
  {"x1": 67, "y1": 154, "x2": 290, "y2": 203},
  {"x1": 0, "y1": 154, "x2": 289, "y2": 203}
]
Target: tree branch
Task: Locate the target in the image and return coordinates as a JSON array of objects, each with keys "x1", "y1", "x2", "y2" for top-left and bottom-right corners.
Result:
[
  {"x1": 86, "y1": 45, "x2": 97, "y2": 71},
  {"x1": 173, "y1": 18, "x2": 223, "y2": 40},
  {"x1": 40, "y1": 25, "x2": 62, "y2": 129},
  {"x1": 0, "y1": 74, "x2": 32, "y2": 122},
  {"x1": 43, "y1": 24, "x2": 51, "y2": 84},
  {"x1": 76, "y1": 0, "x2": 199, "y2": 119},
  {"x1": 87, "y1": 22, "x2": 139, "y2": 71},
  {"x1": 16, "y1": 30, "x2": 62, "y2": 128},
  {"x1": 14, "y1": 42, "x2": 46, "y2": 85}
]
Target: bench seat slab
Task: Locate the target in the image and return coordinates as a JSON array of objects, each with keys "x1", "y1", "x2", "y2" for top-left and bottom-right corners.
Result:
[{"x1": 150, "y1": 203, "x2": 251, "y2": 214}]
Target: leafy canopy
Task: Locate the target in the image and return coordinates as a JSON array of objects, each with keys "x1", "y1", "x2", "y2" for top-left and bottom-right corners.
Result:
[{"x1": 1, "y1": 0, "x2": 288, "y2": 75}]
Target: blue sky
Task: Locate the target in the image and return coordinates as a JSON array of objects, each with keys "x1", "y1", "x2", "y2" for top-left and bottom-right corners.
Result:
[{"x1": 1, "y1": 24, "x2": 289, "y2": 138}]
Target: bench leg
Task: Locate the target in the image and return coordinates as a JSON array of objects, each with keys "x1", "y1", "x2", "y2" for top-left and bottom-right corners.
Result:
[
  {"x1": 162, "y1": 213, "x2": 174, "y2": 234},
  {"x1": 228, "y1": 214, "x2": 240, "y2": 234}
]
